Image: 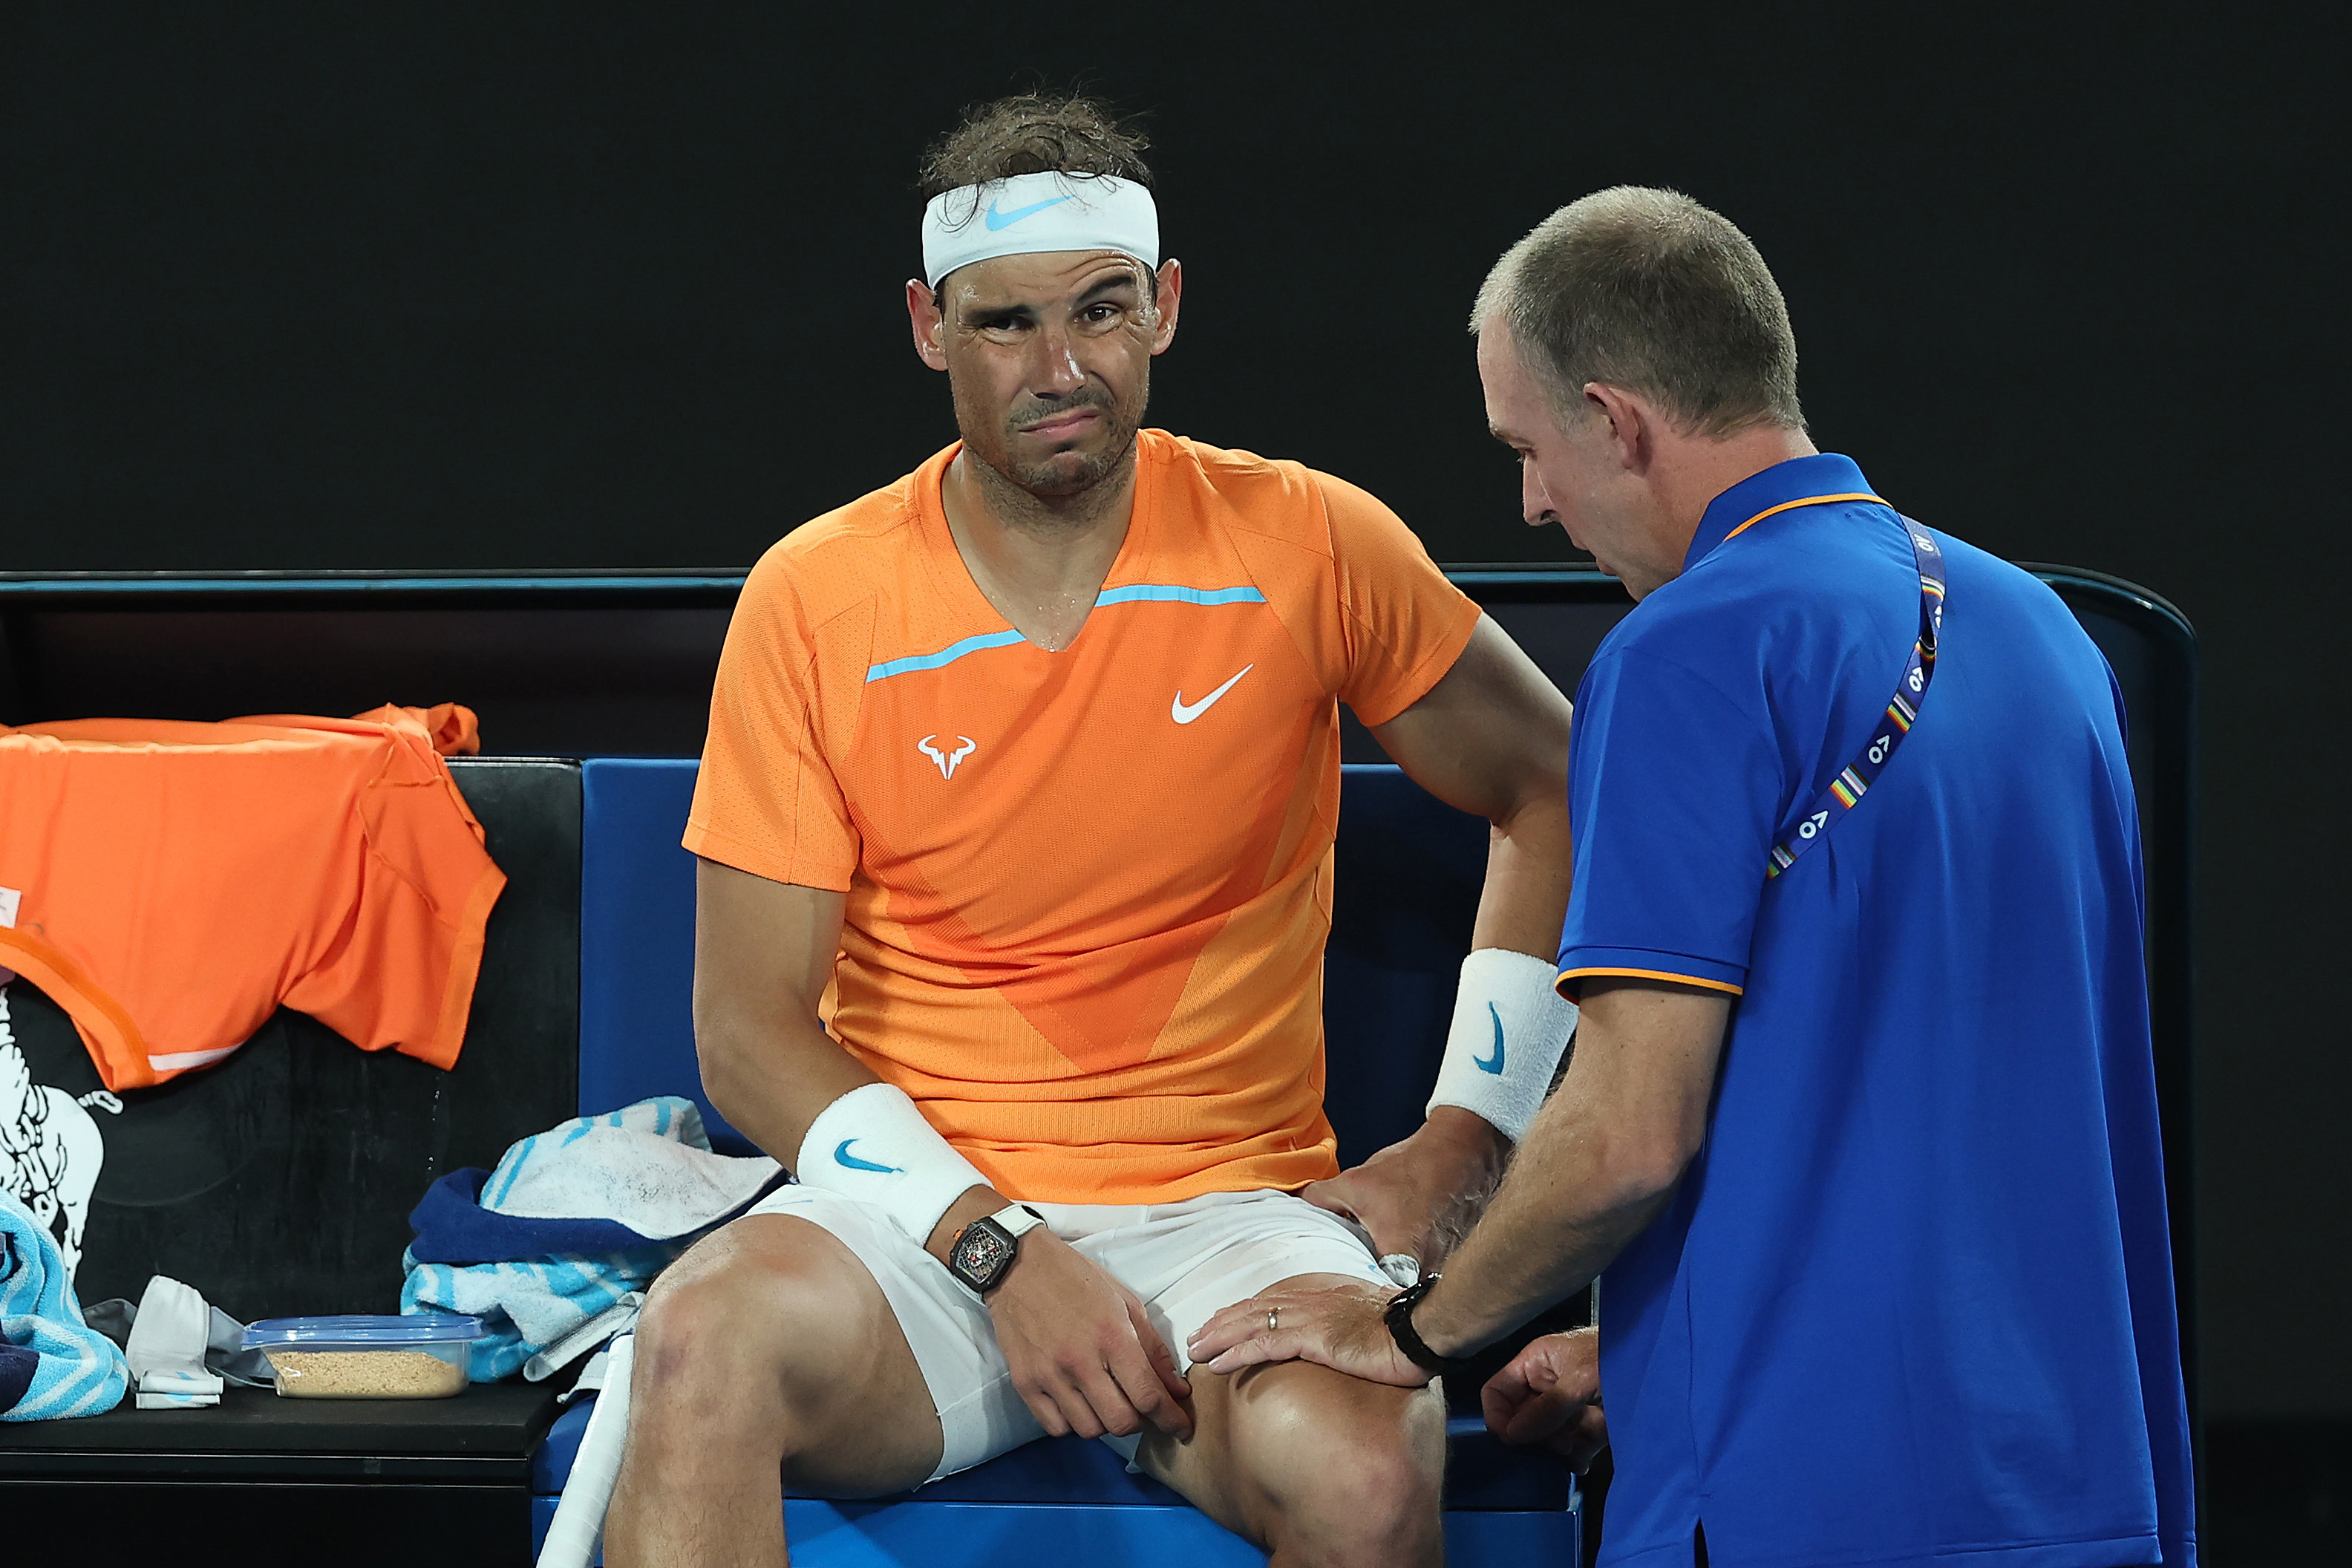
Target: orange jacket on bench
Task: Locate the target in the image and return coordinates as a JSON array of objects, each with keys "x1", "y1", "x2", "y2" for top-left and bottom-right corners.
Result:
[{"x1": 0, "y1": 703, "x2": 505, "y2": 1091}]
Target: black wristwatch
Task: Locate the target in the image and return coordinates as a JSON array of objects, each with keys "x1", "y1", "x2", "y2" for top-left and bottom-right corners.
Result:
[
  {"x1": 947, "y1": 1204, "x2": 1045, "y2": 1298},
  {"x1": 1384, "y1": 1274, "x2": 1483, "y2": 1377}
]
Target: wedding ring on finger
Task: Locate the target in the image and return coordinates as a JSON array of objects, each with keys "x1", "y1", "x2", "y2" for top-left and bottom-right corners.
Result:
[{"x1": 1267, "y1": 1307, "x2": 1281, "y2": 1333}]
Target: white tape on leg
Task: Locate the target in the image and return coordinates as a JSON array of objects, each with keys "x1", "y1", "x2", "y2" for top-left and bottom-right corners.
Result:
[{"x1": 537, "y1": 1332, "x2": 633, "y2": 1568}]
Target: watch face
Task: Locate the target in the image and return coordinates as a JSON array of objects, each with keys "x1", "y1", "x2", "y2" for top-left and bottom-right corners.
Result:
[{"x1": 952, "y1": 1217, "x2": 1016, "y2": 1290}]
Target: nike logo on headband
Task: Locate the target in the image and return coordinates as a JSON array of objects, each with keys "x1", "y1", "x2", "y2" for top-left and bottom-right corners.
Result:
[{"x1": 985, "y1": 195, "x2": 1072, "y2": 231}]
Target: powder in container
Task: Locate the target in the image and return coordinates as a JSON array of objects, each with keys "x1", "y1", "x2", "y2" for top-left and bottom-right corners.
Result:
[
  {"x1": 242, "y1": 1313, "x2": 486, "y2": 1400},
  {"x1": 265, "y1": 1348, "x2": 467, "y2": 1399}
]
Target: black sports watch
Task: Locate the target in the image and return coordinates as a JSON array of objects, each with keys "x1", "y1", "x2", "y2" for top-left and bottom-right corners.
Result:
[
  {"x1": 947, "y1": 1204, "x2": 1045, "y2": 1298},
  {"x1": 1383, "y1": 1274, "x2": 1482, "y2": 1377}
]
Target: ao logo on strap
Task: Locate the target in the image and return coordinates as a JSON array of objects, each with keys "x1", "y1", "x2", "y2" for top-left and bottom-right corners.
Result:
[{"x1": 1757, "y1": 497, "x2": 1947, "y2": 883}]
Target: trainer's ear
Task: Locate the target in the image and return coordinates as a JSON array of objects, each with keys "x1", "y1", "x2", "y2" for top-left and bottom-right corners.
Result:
[
  {"x1": 1584, "y1": 382, "x2": 1655, "y2": 476},
  {"x1": 907, "y1": 278, "x2": 950, "y2": 371}
]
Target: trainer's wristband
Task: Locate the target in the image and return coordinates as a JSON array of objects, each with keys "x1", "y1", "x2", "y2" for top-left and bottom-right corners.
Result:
[
  {"x1": 794, "y1": 1082, "x2": 992, "y2": 1250},
  {"x1": 1425, "y1": 948, "x2": 1580, "y2": 1142}
]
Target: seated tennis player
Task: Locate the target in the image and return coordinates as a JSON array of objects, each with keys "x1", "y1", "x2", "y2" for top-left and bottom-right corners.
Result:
[{"x1": 604, "y1": 97, "x2": 1578, "y2": 1568}]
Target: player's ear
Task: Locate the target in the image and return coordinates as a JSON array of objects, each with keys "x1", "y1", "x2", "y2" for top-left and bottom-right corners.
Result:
[
  {"x1": 907, "y1": 278, "x2": 950, "y2": 372},
  {"x1": 1149, "y1": 259, "x2": 1182, "y2": 355}
]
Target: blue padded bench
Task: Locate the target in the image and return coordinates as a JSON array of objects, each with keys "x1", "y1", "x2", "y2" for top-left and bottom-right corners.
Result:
[{"x1": 538, "y1": 757, "x2": 1581, "y2": 1565}]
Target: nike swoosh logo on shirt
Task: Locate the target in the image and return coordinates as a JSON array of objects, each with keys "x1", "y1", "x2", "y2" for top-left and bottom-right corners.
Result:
[
  {"x1": 1172, "y1": 664, "x2": 1255, "y2": 724},
  {"x1": 834, "y1": 1140, "x2": 903, "y2": 1175},
  {"x1": 984, "y1": 195, "x2": 1072, "y2": 231},
  {"x1": 1475, "y1": 1003, "x2": 1506, "y2": 1074}
]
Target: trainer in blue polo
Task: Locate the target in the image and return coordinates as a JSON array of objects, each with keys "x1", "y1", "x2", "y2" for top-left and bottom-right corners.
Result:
[
  {"x1": 1556, "y1": 449, "x2": 2195, "y2": 1567},
  {"x1": 1189, "y1": 186, "x2": 2195, "y2": 1568}
]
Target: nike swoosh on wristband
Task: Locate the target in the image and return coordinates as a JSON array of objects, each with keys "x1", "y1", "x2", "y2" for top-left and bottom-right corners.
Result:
[
  {"x1": 1474, "y1": 1003, "x2": 1506, "y2": 1074},
  {"x1": 834, "y1": 1140, "x2": 904, "y2": 1175},
  {"x1": 984, "y1": 195, "x2": 1072, "y2": 231},
  {"x1": 1172, "y1": 664, "x2": 1254, "y2": 724}
]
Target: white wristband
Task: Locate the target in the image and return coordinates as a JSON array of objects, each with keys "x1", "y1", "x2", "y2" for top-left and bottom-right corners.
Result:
[
  {"x1": 1425, "y1": 948, "x2": 1580, "y2": 1142},
  {"x1": 795, "y1": 1082, "x2": 991, "y2": 1250}
]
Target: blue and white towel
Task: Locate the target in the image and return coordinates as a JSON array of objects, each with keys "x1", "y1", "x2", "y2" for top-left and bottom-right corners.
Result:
[
  {"x1": 402, "y1": 1097, "x2": 782, "y2": 1382},
  {"x1": 404, "y1": 1250, "x2": 667, "y2": 1382},
  {"x1": 0, "y1": 1188, "x2": 126, "y2": 1421},
  {"x1": 408, "y1": 1097, "x2": 781, "y2": 1265}
]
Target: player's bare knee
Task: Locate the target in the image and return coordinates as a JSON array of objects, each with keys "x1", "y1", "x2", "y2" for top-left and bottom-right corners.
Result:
[
  {"x1": 1307, "y1": 1416, "x2": 1437, "y2": 1508},
  {"x1": 1270, "y1": 1439, "x2": 1442, "y2": 1567},
  {"x1": 631, "y1": 1223, "x2": 865, "y2": 1430},
  {"x1": 1236, "y1": 1373, "x2": 1443, "y2": 1559}
]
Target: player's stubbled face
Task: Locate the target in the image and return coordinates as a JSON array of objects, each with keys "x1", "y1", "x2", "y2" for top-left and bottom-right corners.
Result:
[{"x1": 935, "y1": 251, "x2": 1169, "y2": 500}]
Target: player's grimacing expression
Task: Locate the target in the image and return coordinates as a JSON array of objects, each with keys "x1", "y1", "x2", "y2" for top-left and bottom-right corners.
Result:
[{"x1": 909, "y1": 251, "x2": 1182, "y2": 500}]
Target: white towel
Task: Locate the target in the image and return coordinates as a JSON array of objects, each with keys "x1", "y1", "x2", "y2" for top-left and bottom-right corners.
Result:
[
  {"x1": 405, "y1": 1097, "x2": 779, "y2": 1382},
  {"x1": 482, "y1": 1098, "x2": 780, "y2": 1238}
]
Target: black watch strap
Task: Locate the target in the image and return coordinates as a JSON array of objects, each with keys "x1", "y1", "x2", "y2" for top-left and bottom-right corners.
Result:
[{"x1": 1383, "y1": 1275, "x2": 1482, "y2": 1376}]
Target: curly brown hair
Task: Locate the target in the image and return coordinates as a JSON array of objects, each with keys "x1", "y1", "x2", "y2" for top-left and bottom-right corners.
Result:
[{"x1": 917, "y1": 94, "x2": 1153, "y2": 202}]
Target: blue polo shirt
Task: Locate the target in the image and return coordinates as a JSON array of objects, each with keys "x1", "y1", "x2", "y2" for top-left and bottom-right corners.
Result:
[{"x1": 1558, "y1": 454, "x2": 2195, "y2": 1568}]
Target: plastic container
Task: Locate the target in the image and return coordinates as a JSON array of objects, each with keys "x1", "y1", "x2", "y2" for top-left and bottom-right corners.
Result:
[{"x1": 241, "y1": 1314, "x2": 485, "y2": 1399}]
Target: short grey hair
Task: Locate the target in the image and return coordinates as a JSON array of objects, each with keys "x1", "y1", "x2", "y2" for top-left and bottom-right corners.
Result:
[{"x1": 1471, "y1": 187, "x2": 1804, "y2": 438}]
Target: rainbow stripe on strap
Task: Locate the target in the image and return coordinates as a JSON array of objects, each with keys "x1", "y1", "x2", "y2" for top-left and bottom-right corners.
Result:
[{"x1": 1760, "y1": 500, "x2": 1947, "y2": 883}]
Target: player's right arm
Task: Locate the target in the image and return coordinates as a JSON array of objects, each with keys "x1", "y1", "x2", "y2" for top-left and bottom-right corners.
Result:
[
  {"x1": 693, "y1": 858, "x2": 1193, "y2": 1441},
  {"x1": 692, "y1": 860, "x2": 872, "y2": 1153}
]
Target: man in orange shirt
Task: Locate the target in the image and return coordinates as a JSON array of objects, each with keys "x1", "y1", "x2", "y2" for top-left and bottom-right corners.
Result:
[{"x1": 607, "y1": 97, "x2": 1578, "y2": 1567}]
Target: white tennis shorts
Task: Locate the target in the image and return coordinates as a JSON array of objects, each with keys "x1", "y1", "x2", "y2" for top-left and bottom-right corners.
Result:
[{"x1": 740, "y1": 1183, "x2": 1393, "y2": 1480}]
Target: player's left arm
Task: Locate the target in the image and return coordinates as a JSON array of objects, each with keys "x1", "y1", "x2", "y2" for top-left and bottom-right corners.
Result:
[{"x1": 1304, "y1": 614, "x2": 1575, "y2": 1267}]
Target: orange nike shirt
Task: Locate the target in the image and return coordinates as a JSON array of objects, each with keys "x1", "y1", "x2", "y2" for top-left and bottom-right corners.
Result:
[
  {"x1": 687, "y1": 431, "x2": 1481, "y2": 1202},
  {"x1": 0, "y1": 703, "x2": 506, "y2": 1092}
]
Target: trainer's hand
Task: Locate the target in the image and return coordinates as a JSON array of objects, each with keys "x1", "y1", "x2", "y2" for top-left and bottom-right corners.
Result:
[
  {"x1": 1301, "y1": 1106, "x2": 1509, "y2": 1268},
  {"x1": 1482, "y1": 1327, "x2": 1607, "y2": 1472},
  {"x1": 986, "y1": 1229, "x2": 1192, "y2": 1442},
  {"x1": 1186, "y1": 1278, "x2": 1425, "y2": 1386}
]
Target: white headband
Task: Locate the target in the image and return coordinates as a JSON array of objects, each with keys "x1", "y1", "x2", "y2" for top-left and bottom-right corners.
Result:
[{"x1": 921, "y1": 170, "x2": 1160, "y2": 289}]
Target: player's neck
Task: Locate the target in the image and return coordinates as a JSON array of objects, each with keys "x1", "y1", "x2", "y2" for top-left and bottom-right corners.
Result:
[{"x1": 942, "y1": 447, "x2": 1138, "y2": 653}]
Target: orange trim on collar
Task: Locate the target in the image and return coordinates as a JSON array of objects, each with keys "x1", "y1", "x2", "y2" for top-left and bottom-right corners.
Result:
[{"x1": 1722, "y1": 491, "x2": 1887, "y2": 543}]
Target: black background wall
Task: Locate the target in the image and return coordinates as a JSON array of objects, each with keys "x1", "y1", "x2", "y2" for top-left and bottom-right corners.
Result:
[{"x1": 4, "y1": 0, "x2": 2345, "y2": 1550}]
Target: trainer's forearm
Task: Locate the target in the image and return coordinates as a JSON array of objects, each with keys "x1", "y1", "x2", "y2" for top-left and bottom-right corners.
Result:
[
  {"x1": 1409, "y1": 981, "x2": 1727, "y2": 1356},
  {"x1": 1411, "y1": 1088, "x2": 1680, "y2": 1357}
]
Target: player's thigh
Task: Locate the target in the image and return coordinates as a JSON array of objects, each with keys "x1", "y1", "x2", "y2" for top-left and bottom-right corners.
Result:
[
  {"x1": 631, "y1": 1209, "x2": 944, "y2": 1495},
  {"x1": 1135, "y1": 1274, "x2": 1446, "y2": 1541}
]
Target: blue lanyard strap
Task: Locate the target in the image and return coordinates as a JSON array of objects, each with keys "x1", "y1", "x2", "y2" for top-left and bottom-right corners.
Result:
[{"x1": 1763, "y1": 502, "x2": 1947, "y2": 882}]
